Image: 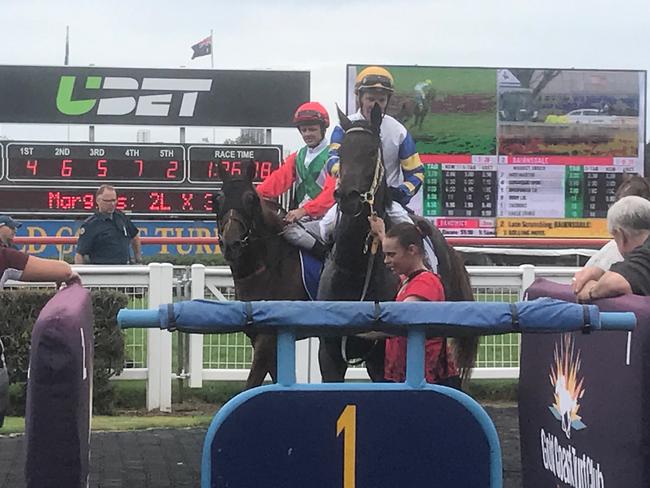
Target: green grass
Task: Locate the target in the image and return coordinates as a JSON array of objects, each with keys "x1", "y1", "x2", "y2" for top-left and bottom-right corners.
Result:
[
  {"x1": 411, "y1": 111, "x2": 497, "y2": 154},
  {"x1": 372, "y1": 66, "x2": 497, "y2": 95},
  {"x1": 1, "y1": 378, "x2": 516, "y2": 435}
]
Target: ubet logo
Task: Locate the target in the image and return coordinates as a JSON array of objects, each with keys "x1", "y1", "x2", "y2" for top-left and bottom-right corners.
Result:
[{"x1": 56, "y1": 76, "x2": 213, "y2": 117}]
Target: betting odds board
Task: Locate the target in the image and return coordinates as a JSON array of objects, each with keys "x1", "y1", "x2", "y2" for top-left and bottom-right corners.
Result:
[
  {"x1": 347, "y1": 65, "x2": 646, "y2": 238},
  {"x1": 0, "y1": 142, "x2": 281, "y2": 217}
]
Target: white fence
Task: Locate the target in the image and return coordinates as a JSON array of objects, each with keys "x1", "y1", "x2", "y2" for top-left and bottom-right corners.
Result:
[{"x1": 8, "y1": 263, "x2": 578, "y2": 411}]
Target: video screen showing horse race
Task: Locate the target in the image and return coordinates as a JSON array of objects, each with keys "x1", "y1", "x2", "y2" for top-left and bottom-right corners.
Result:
[{"x1": 347, "y1": 65, "x2": 646, "y2": 239}]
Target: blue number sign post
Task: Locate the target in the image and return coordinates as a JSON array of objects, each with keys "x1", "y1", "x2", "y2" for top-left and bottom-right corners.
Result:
[{"x1": 118, "y1": 298, "x2": 635, "y2": 488}]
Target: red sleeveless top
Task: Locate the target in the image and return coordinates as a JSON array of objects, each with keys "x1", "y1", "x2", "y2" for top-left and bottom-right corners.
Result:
[{"x1": 384, "y1": 270, "x2": 458, "y2": 383}]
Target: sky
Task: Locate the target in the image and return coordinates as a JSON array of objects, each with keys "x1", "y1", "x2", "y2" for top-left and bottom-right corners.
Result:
[{"x1": 0, "y1": 0, "x2": 648, "y2": 153}]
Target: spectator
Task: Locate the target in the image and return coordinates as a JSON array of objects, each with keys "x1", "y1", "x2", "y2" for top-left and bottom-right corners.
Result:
[
  {"x1": 576, "y1": 196, "x2": 650, "y2": 301},
  {"x1": 572, "y1": 175, "x2": 650, "y2": 293},
  {"x1": 75, "y1": 185, "x2": 142, "y2": 265},
  {"x1": 0, "y1": 215, "x2": 21, "y2": 249}
]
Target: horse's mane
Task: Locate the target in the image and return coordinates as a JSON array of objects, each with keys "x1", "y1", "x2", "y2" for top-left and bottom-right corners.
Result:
[
  {"x1": 412, "y1": 216, "x2": 478, "y2": 383},
  {"x1": 259, "y1": 198, "x2": 286, "y2": 233}
]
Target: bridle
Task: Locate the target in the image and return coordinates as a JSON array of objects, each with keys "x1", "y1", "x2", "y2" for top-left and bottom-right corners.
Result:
[
  {"x1": 217, "y1": 208, "x2": 253, "y2": 250},
  {"x1": 342, "y1": 126, "x2": 384, "y2": 217}
]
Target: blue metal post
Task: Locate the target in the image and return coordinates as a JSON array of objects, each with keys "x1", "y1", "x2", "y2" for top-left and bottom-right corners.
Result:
[
  {"x1": 276, "y1": 329, "x2": 296, "y2": 386},
  {"x1": 406, "y1": 327, "x2": 426, "y2": 387}
]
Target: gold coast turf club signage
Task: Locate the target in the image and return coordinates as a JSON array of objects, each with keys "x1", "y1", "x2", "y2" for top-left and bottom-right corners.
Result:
[{"x1": 0, "y1": 65, "x2": 310, "y2": 127}]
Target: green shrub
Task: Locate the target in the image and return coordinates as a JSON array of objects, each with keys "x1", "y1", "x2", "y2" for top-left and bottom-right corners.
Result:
[{"x1": 0, "y1": 289, "x2": 127, "y2": 415}]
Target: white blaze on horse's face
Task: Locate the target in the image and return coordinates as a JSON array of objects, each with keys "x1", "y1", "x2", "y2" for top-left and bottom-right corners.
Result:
[{"x1": 360, "y1": 90, "x2": 389, "y2": 120}]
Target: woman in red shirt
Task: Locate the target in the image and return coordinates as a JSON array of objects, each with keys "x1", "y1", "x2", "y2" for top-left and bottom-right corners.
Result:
[{"x1": 369, "y1": 216, "x2": 462, "y2": 388}]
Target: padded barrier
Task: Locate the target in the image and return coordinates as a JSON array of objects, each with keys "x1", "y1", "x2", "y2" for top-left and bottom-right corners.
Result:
[
  {"x1": 117, "y1": 298, "x2": 635, "y2": 336},
  {"x1": 0, "y1": 339, "x2": 7, "y2": 428},
  {"x1": 520, "y1": 278, "x2": 650, "y2": 488},
  {"x1": 24, "y1": 284, "x2": 93, "y2": 488}
]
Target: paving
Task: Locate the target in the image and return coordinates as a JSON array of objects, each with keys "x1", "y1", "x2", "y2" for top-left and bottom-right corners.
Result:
[{"x1": 1, "y1": 405, "x2": 521, "y2": 488}]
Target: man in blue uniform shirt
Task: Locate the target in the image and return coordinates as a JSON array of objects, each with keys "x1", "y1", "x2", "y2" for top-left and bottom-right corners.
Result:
[{"x1": 75, "y1": 185, "x2": 142, "y2": 265}]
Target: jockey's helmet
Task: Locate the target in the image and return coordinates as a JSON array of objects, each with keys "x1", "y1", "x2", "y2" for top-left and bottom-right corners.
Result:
[
  {"x1": 293, "y1": 102, "x2": 330, "y2": 129},
  {"x1": 355, "y1": 66, "x2": 395, "y2": 94}
]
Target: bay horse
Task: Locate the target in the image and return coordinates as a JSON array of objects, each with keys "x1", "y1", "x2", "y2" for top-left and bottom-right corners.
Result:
[
  {"x1": 318, "y1": 103, "x2": 478, "y2": 384},
  {"x1": 213, "y1": 160, "x2": 307, "y2": 389}
]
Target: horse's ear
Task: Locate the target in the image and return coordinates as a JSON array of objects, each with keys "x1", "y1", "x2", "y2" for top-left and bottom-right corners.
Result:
[
  {"x1": 370, "y1": 102, "x2": 382, "y2": 134},
  {"x1": 216, "y1": 160, "x2": 229, "y2": 182},
  {"x1": 243, "y1": 159, "x2": 256, "y2": 183},
  {"x1": 337, "y1": 104, "x2": 352, "y2": 132}
]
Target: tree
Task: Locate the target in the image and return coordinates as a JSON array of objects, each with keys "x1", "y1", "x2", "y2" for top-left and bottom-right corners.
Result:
[
  {"x1": 508, "y1": 69, "x2": 562, "y2": 98},
  {"x1": 223, "y1": 131, "x2": 264, "y2": 145}
]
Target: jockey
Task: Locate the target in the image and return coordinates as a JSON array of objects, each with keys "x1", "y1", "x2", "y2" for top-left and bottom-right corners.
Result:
[
  {"x1": 327, "y1": 66, "x2": 424, "y2": 207},
  {"x1": 414, "y1": 79, "x2": 433, "y2": 109},
  {"x1": 323, "y1": 66, "x2": 438, "y2": 270},
  {"x1": 256, "y1": 101, "x2": 334, "y2": 260}
]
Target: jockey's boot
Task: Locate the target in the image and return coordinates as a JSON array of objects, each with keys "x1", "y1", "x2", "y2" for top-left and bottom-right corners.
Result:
[{"x1": 310, "y1": 240, "x2": 329, "y2": 261}]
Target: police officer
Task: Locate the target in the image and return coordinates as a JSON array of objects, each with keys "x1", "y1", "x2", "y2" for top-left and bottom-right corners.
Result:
[
  {"x1": 74, "y1": 185, "x2": 142, "y2": 264},
  {"x1": 0, "y1": 215, "x2": 21, "y2": 249}
]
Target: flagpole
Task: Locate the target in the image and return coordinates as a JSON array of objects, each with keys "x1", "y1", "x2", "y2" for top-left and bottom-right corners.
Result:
[
  {"x1": 210, "y1": 29, "x2": 215, "y2": 143},
  {"x1": 210, "y1": 29, "x2": 214, "y2": 69}
]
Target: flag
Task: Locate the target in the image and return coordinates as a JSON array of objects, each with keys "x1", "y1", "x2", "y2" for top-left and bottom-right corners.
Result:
[{"x1": 191, "y1": 36, "x2": 212, "y2": 60}]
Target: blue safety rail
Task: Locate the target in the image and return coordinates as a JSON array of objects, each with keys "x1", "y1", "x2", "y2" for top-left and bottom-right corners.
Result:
[
  {"x1": 118, "y1": 299, "x2": 635, "y2": 488},
  {"x1": 118, "y1": 297, "x2": 636, "y2": 336}
]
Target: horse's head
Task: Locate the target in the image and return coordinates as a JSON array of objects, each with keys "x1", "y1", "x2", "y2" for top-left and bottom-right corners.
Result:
[
  {"x1": 335, "y1": 103, "x2": 386, "y2": 216},
  {"x1": 213, "y1": 159, "x2": 263, "y2": 263}
]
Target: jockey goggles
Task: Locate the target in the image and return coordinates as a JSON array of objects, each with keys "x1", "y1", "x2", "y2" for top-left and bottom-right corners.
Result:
[
  {"x1": 358, "y1": 74, "x2": 394, "y2": 92},
  {"x1": 295, "y1": 110, "x2": 328, "y2": 125}
]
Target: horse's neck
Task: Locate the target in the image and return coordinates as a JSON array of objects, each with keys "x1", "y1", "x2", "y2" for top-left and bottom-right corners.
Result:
[{"x1": 333, "y1": 209, "x2": 384, "y2": 271}]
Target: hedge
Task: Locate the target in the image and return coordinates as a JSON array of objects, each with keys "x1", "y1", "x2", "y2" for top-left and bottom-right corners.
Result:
[{"x1": 0, "y1": 288, "x2": 127, "y2": 415}]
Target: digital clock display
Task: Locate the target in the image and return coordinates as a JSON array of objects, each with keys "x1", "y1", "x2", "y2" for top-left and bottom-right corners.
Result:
[
  {"x1": 187, "y1": 145, "x2": 281, "y2": 183},
  {"x1": 7, "y1": 143, "x2": 185, "y2": 183},
  {"x1": 0, "y1": 142, "x2": 284, "y2": 217},
  {"x1": 1, "y1": 188, "x2": 218, "y2": 216}
]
